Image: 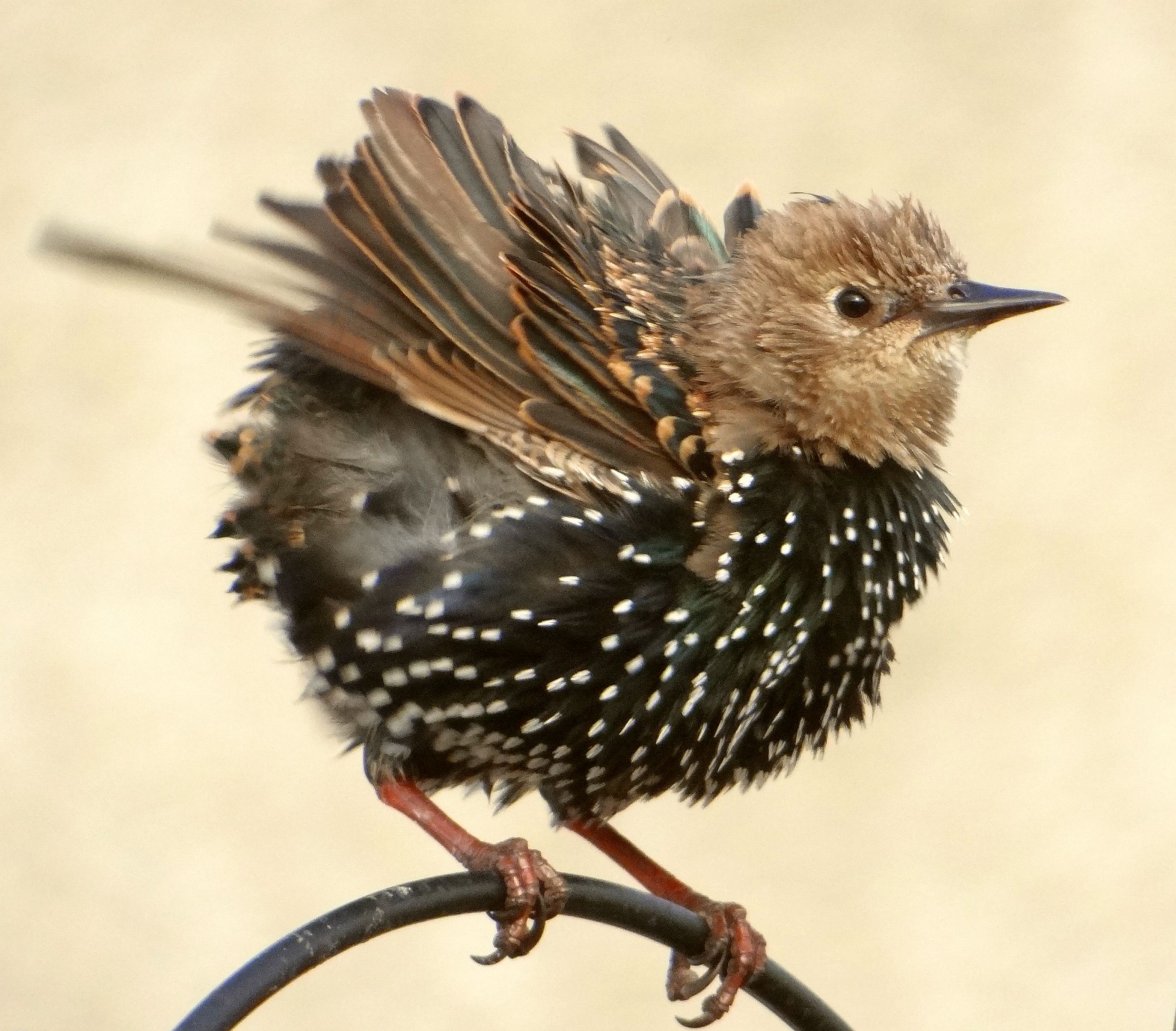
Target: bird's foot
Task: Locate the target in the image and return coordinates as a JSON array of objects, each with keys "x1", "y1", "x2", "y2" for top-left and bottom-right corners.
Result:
[
  {"x1": 666, "y1": 901, "x2": 766, "y2": 1027},
  {"x1": 370, "y1": 778, "x2": 566, "y2": 965},
  {"x1": 466, "y1": 837, "x2": 568, "y2": 964}
]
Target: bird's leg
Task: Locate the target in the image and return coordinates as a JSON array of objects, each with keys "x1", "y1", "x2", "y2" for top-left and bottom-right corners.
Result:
[
  {"x1": 374, "y1": 777, "x2": 567, "y2": 962},
  {"x1": 563, "y1": 818, "x2": 766, "y2": 1027}
]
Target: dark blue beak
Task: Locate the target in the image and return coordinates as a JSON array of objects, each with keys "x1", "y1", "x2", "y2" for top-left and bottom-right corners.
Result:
[{"x1": 919, "y1": 280, "x2": 1067, "y2": 337}]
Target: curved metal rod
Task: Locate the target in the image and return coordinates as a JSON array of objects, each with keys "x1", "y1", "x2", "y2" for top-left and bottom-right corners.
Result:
[{"x1": 171, "y1": 872, "x2": 854, "y2": 1031}]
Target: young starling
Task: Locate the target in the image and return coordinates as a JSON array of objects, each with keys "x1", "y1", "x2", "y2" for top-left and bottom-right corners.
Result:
[{"x1": 50, "y1": 89, "x2": 1064, "y2": 1025}]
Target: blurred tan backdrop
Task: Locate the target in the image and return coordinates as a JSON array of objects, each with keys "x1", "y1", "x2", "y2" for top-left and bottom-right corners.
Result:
[{"x1": 4, "y1": 3, "x2": 1173, "y2": 1029}]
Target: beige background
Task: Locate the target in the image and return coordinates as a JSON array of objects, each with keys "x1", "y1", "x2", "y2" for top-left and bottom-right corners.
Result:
[{"x1": 5, "y1": 3, "x2": 1173, "y2": 1029}]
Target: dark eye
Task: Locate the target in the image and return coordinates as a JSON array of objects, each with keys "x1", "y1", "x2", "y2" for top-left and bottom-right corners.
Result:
[{"x1": 834, "y1": 287, "x2": 873, "y2": 319}]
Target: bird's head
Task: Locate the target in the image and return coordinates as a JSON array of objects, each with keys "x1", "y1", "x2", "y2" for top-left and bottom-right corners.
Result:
[{"x1": 686, "y1": 196, "x2": 1064, "y2": 470}]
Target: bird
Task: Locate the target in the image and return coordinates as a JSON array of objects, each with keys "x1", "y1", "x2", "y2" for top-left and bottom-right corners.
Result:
[{"x1": 46, "y1": 88, "x2": 1065, "y2": 1025}]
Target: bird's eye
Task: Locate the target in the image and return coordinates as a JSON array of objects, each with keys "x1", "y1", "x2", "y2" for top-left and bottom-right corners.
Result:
[{"x1": 834, "y1": 287, "x2": 873, "y2": 319}]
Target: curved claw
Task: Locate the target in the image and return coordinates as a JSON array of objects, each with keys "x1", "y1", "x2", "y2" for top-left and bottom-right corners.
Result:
[
  {"x1": 677, "y1": 994, "x2": 732, "y2": 1029},
  {"x1": 465, "y1": 837, "x2": 566, "y2": 965},
  {"x1": 667, "y1": 944, "x2": 724, "y2": 1000},
  {"x1": 471, "y1": 894, "x2": 548, "y2": 965},
  {"x1": 667, "y1": 902, "x2": 767, "y2": 1026},
  {"x1": 677, "y1": 1001, "x2": 723, "y2": 1029}
]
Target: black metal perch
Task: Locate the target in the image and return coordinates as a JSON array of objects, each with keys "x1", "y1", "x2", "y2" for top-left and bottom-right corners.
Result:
[{"x1": 171, "y1": 872, "x2": 853, "y2": 1031}]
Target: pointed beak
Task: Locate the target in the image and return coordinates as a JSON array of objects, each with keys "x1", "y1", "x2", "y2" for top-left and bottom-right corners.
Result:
[{"x1": 918, "y1": 280, "x2": 1067, "y2": 338}]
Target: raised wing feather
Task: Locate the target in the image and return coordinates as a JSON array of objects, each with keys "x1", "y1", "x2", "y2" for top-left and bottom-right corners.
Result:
[{"x1": 51, "y1": 90, "x2": 737, "y2": 490}]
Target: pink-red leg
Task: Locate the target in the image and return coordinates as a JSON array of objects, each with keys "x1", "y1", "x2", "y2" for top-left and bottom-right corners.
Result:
[
  {"x1": 564, "y1": 818, "x2": 766, "y2": 1027},
  {"x1": 375, "y1": 777, "x2": 567, "y2": 962}
]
